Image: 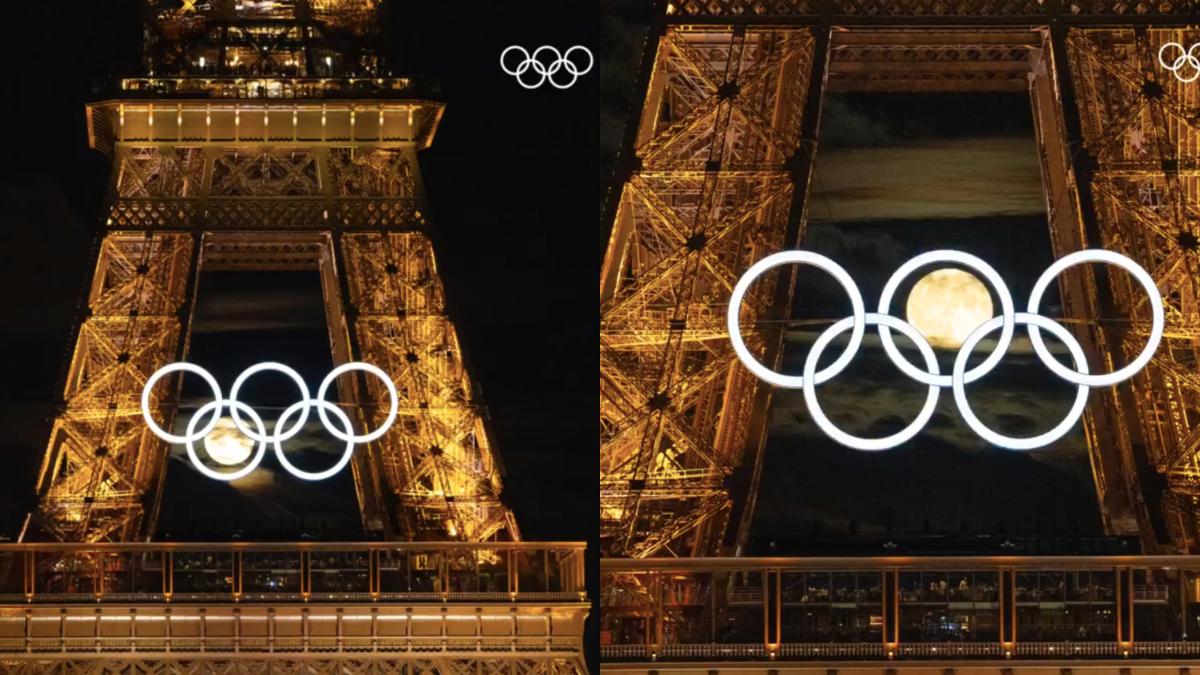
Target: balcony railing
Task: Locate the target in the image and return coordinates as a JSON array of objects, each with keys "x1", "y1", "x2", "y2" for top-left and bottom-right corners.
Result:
[
  {"x1": 119, "y1": 77, "x2": 432, "y2": 100},
  {"x1": 601, "y1": 555, "x2": 1200, "y2": 661},
  {"x1": 0, "y1": 541, "x2": 585, "y2": 605}
]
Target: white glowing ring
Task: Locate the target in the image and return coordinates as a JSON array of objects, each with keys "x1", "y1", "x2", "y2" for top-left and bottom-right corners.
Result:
[
  {"x1": 1027, "y1": 249, "x2": 1163, "y2": 387},
  {"x1": 728, "y1": 250, "x2": 865, "y2": 389},
  {"x1": 953, "y1": 313, "x2": 1090, "y2": 451},
  {"x1": 316, "y1": 362, "x2": 400, "y2": 443},
  {"x1": 803, "y1": 313, "x2": 941, "y2": 451},
  {"x1": 1158, "y1": 42, "x2": 1200, "y2": 83},
  {"x1": 878, "y1": 250, "x2": 1015, "y2": 387},
  {"x1": 227, "y1": 361, "x2": 311, "y2": 443},
  {"x1": 141, "y1": 362, "x2": 223, "y2": 444},
  {"x1": 185, "y1": 399, "x2": 268, "y2": 482},
  {"x1": 273, "y1": 399, "x2": 356, "y2": 481}
]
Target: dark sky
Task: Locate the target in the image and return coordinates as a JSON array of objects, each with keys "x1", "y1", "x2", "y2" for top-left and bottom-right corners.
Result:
[
  {"x1": 752, "y1": 93, "x2": 1103, "y2": 541},
  {"x1": 156, "y1": 271, "x2": 364, "y2": 540},
  {"x1": 0, "y1": 1, "x2": 599, "y2": 549}
]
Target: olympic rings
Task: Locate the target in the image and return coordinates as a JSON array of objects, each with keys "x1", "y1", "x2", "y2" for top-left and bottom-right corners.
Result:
[
  {"x1": 500, "y1": 45, "x2": 593, "y2": 90},
  {"x1": 1158, "y1": 42, "x2": 1200, "y2": 83},
  {"x1": 728, "y1": 248, "x2": 1165, "y2": 452},
  {"x1": 140, "y1": 361, "x2": 399, "y2": 481}
]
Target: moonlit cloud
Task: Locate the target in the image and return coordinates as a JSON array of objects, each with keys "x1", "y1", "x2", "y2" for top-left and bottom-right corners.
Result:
[
  {"x1": 810, "y1": 138, "x2": 1046, "y2": 222},
  {"x1": 190, "y1": 290, "x2": 328, "y2": 333}
]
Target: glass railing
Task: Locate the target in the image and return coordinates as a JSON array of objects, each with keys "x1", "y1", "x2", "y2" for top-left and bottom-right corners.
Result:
[
  {"x1": 118, "y1": 77, "x2": 432, "y2": 100},
  {"x1": 601, "y1": 555, "x2": 1200, "y2": 661},
  {"x1": 0, "y1": 542, "x2": 585, "y2": 605}
]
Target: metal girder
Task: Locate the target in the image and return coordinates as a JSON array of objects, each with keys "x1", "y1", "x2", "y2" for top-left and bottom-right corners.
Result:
[
  {"x1": 1063, "y1": 26, "x2": 1200, "y2": 552},
  {"x1": 600, "y1": 26, "x2": 819, "y2": 557}
]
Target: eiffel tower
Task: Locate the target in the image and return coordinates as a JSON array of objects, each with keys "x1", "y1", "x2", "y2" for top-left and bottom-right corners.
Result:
[
  {"x1": 601, "y1": 0, "x2": 1200, "y2": 558},
  {"x1": 23, "y1": 0, "x2": 518, "y2": 545}
]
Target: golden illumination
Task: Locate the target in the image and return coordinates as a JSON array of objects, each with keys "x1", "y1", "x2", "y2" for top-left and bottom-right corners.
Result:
[
  {"x1": 202, "y1": 417, "x2": 255, "y2": 467},
  {"x1": 905, "y1": 268, "x2": 993, "y2": 350}
]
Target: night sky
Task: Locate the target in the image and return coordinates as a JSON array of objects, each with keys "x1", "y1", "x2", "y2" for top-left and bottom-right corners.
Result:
[
  {"x1": 752, "y1": 93, "x2": 1104, "y2": 541},
  {"x1": 0, "y1": 1, "x2": 599, "y2": 549},
  {"x1": 156, "y1": 270, "x2": 364, "y2": 540}
]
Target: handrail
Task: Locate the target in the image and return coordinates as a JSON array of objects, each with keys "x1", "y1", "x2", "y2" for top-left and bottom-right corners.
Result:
[
  {"x1": 0, "y1": 542, "x2": 587, "y2": 605},
  {"x1": 601, "y1": 554, "x2": 1200, "y2": 571},
  {"x1": 1, "y1": 541, "x2": 583, "y2": 552},
  {"x1": 601, "y1": 555, "x2": 1200, "y2": 661}
]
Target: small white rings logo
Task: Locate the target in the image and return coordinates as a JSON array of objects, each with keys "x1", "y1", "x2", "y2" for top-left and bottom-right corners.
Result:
[
  {"x1": 1158, "y1": 42, "x2": 1200, "y2": 83},
  {"x1": 727, "y1": 249, "x2": 1164, "y2": 452},
  {"x1": 500, "y1": 45, "x2": 593, "y2": 90},
  {"x1": 141, "y1": 361, "x2": 398, "y2": 482}
]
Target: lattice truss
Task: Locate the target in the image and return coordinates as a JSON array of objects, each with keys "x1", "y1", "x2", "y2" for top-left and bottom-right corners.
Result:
[
  {"x1": 330, "y1": 147, "x2": 416, "y2": 196},
  {"x1": 600, "y1": 27, "x2": 813, "y2": 557},
  {"x1": 342, "y1": 232, "x2": 518, "y2": 542},
  {"x1": 30, "y1": 233, "x2": 194, "y2": 543},
  {"x1": 117, "y1": 147, "x2": 206, "y2": 197},
  {"x1": 211, "y1": 149, "x2": 320, "y2": 197},
  {"x1": 0, "y1": 657, "x2": 584, "y2": 675},
  {"x1": 601, "y1": 570, "x2": 712, "y2": 645},
  {"x1": 110, "y1": 146, "x2": 419, "y2": 231},
  {"x1": 1066, "y1": 27, "x2": 1200, "y2": 550}
]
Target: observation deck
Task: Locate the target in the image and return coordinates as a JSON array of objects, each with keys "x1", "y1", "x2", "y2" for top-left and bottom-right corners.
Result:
[
  {"x1": 0, "y1": 541, "x2": 587, "y2": 668},
  {"x1": 602, "y1": 555, "x2": 1200, "y2": 673}
]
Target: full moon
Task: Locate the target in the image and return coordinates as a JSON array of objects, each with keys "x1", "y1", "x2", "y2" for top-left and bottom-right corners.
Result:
[
  {"x1": 905, "y1": 268, "x2": 994, "y2": 349},
  {"x1": 202, "y1": 417, "x2": 255, "y2": 466}
]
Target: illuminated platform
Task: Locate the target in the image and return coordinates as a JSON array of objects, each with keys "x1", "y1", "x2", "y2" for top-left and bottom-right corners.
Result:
[
  {"x1": 0, "y1": 541, "x2": 587, "y2": 673},
  {"x1": 602, "y1": 555, "x2": 1200, "y2": 672}
]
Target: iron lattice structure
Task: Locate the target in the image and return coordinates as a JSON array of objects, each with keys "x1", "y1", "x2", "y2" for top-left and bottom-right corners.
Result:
[
  {"x1": 600, "y1": 26, "x2": 817, "y2": 557},
  {"x1": 24, "y1": 0, "x2": 519, "y2": 544},
  {"x1": 601, "y1": 0, "x2": 1200, "y2": 557},
  {"x1": 1064, "y1": 27, "x2": 1200, "y2": 550}
]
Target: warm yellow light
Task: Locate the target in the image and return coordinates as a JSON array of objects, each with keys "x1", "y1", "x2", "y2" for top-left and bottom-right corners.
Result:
[
  {"x1": 202, "y1": 417, "x2": 255, "y2": 466},
  {"x1": 905, "y1": 267, "x2": 993, "y2": 349}
]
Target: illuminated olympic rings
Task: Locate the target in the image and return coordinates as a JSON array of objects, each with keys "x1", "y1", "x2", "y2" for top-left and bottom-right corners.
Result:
[
  {"x1": 500, "y1": 45, "x2": 594, "y2": 90},
  {"x1": 1158, "y1": 42, "x2": 1200, "y2": 83},
  {"x1": 141, "y1": 362, "x2": 398, "y2": 481},
  {"x1": 727, "y1": 249, "x2": 1164, "y2": 452}
]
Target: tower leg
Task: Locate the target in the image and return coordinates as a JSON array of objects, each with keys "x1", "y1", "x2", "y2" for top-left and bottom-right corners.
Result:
[{"x1": 24, "y1": 232, "x2": 195, "y2": 543}]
